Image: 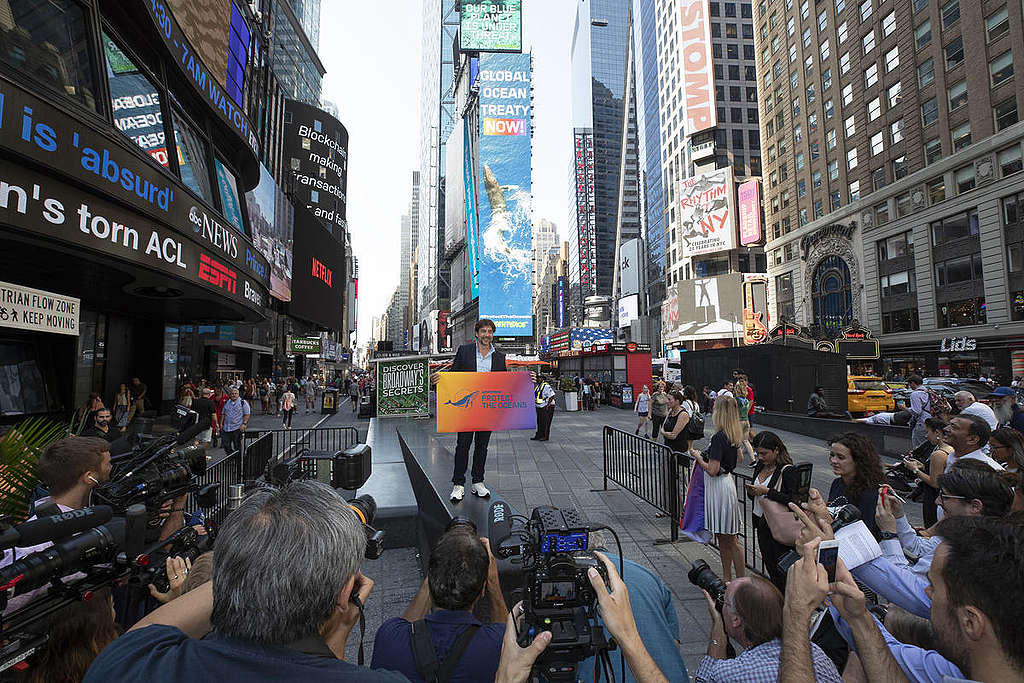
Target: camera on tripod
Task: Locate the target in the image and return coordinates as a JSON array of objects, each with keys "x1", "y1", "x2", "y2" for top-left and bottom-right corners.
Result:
[{"x1": 489, "y1": 503, "x2": 614, "y2": 682}]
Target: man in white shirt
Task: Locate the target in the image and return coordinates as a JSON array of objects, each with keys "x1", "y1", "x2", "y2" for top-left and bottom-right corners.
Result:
[
  {"x1": 954, "y1": 391, "x2": 997, "y2": 429},
  {"x1": 943, "y1": 414, "x2": 1005, "y2": 472},
  {"x1": 718, "y1": 380, "x2": 734, "y2": 399}
]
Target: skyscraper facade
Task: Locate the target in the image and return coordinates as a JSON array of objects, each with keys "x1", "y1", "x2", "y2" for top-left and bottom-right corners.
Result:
[
  {"x1": 270, "y1": 0, "x2": 325, "y2": 105},
  {"x1": 755, "y1": 0, "x2": 1024, "y2": 376},
  {"x1": 418, "y1": 0, "x2": 459, "y2": 326},
  {"x1": 568, "y1": 0, "x2": 641, "y2": 325}
]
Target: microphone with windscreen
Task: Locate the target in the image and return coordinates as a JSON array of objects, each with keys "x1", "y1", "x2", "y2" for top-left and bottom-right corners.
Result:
[
  {"x1": 488, "y1": 500, "x2": 524, "y2": 559},
  {"x1": 0, "y1": 506, "x2": 113, "y2": 550}
]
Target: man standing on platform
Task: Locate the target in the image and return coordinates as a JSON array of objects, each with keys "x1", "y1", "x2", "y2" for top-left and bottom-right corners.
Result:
[
  {"x1": 432, "y1": 319, "x2": 506, "y2": 502},
  {"x1": 532, "y1": 374, "x2": 556, "y2": 441}
]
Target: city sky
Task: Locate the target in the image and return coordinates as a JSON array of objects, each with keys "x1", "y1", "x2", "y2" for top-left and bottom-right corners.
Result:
[{"x1": 321, "y1": 0, "x2": 578, "y2": 346}]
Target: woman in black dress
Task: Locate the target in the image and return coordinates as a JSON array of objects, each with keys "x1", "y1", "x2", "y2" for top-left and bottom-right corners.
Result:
[
  {"x1": 828, "y1": 432, "x2": 885, "y2": 539},
  {"x1": 904, "y1": 416, "x2": 953, "y2": 526},
  {"x1": 660, "y1": 390, "x2": 691, "y2": 453},
  {"x1": 745, "y1": 431, "x2": 801, "y2": 590}
]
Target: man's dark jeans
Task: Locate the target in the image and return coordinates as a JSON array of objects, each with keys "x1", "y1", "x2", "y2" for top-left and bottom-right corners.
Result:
[
  {"x1": 222, "y1": 429, "x2": 242, "y2": 457},
  {"x1": 452, "y1": 431, "x2": 491, "y2": 484}
]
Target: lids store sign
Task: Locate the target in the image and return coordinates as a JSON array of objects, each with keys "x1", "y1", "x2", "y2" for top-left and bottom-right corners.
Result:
[
  {"x1": 940, "y1": 337, "x2": 977, "y2": 352},
  {"x1": 0, "y1": 281, "x2": 79, "y2": 336}
]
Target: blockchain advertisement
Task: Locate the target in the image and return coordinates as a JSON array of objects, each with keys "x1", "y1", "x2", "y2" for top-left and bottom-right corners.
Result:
[{"x1": 477, "y1": 52, "x2": 533, "y2": 337}]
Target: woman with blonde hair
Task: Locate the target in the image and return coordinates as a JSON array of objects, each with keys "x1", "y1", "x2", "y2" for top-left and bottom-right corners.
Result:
[{"x1": 690, "y1": 395, "x2": 745, "y2": 581}]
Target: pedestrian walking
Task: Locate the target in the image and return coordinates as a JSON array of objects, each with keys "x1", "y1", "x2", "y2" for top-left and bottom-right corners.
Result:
[
  {"x1": 281, "y1": 387, "x2": 296, "y2": 429},
  {"x1": 305, "y1": 378, "x2": 317, "y2": 413},
  {"x1": 349, "y1": 380, "x2": 360, "y2": 413},
  {"x1": 649, "y1": 381, "x2": 669, "y2": 441},
  {"x1": 260, "y1": 379, "x2": 271, "y2": 414},
  {"x1": 113, "y1": 384, "x2": 131, "y2": 433},
  {"x1": 582, "y1": 379, "x2": 593, "y2": 411},
  {"x1": 907, "y1": 374, "x2": 933, "y2": 448},
  {"x1": 220, "y1": 387, "x2": 250, "y2": 456},
  {"x1": 634, "y1": 385, "x2": 651, "y2": 437},
  {"x1": 531, "y1": 374, "x2": 556, "y2": 441}
]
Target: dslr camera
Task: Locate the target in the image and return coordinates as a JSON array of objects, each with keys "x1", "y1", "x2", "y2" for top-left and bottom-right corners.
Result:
[{"x1": 491, "y1": 504, "x2": 613, "y2": 682}]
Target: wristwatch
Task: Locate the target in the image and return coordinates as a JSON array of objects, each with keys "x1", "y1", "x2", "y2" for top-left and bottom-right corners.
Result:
[{"x1": 880, "y1": 531, "x2": 898, "y2": 541}]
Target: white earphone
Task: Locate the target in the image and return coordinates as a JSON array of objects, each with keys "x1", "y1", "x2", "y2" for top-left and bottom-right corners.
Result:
[{"x1": 87, "y1": 475, "x2": 99, "y2": 485}]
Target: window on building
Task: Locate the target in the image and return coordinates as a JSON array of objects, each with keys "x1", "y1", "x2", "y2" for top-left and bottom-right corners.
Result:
[
  {"x1": 848, "y1": 147, "x2": 859, "y2": 169},
  {"x1": 927, "y1": 176, "x2": 947, "y2": 204},
  {"x1": 770, "y1": 170, "x2": 779, "y2": 187},
  {"x1": 796, "y1": 151, "x2": 805, "y2": 169},
  {"x1": 751, "y1": 156, "x2": 762, "y2": 174},
  {"x1": 809, "y1": 111, "x2": 818, "y2": 130},
  {"x1": 831, "y1": 191, "x2": 842, "y2": 210},
  {"x1": 1009, "y1": 244, "x2": 1024, "y2": 272},
  {"x1": 931, "y1": 208, "x2": 979, "y2": 243},
  {"x1": 921, "y1": 97, "x2": 939, "y2": 126},
  {"x1": 882, "y1": 11, "x2": 896, "y2": 37},
  {"x1": 916, "y1": 20, "x2": 932, "y2": 49},
  {"x1": 843, "y1": 83, "x2": 854, "y2": 106},
  {"x1": 813, "y1": 170, "x2": 823, "y2": 187},
  {"x1": 880, "y1": 270, "x2": 917, "y2": 297},
  {"x1": 887, "y1": 82, "x2": 902, "y2": 109},
  {"x1": 726, "y1": 23, "x2": 738, "y2": 38},
  {"x1": 999, "y1": 145, "x2": 1023, "y2": 176},
  {"x1": 885, "y1": 47, "x2": 900, "y2": 73},
  {"x1": 951, "y1": 121, "x2": 971, "y2": 151},
  {"x1": 873, "y1": 167, "x2": 887, "y2": 189},
  {"x1": 883, "y1": 309, "x2": 921, "y2": 332},
  {"x1": 800, "y1": 208, "x2": 809, "y2": 225},
  {"x1": 987, "y1": 6, "x2": 1010, "y2": 41},
  {"x1": 875, "y1": 201, "x2": 891, "y2": 225},
  {"x1": 818, "y1": 8, "x2": 829, "y2": 30},
  {"x1": 861, "y1": 0, "x2": 873, "y2": 20},
  {"x1": 919, "y1": 58, "x2": 935, "y2": 87},
  {"x1": 948, "y1": 80, "x2": 968, "y2": 112},
  {"x1": 955, "y1": 166, "x2": 976, "y2": 193},
  {"x1": 803, "y1": 27, "x2": 812, "y2": 48},
  {"x1": 941, "y1": 0, "x2": 960, "y2": 28},
  {"x1": 829, "y1": 159, "x2": 840, "y2": 179},
  {"x1": 812, "y1": 142, "x2": 820, "y2": 158},
  {"x1": 841, "y1": 52, "x2": 851, "y2": 74},
  {"x1": 945, "y1": 37, "x2": 964, "y2": 70},
  {"x1": 728, "y1": 43, "x2": 740, "y2": 59},
  {"x1": 850, "y1": 180, "x2": 861, "y2": 201},
  {"x1": 879, "y1": 231, "x2": 914, "y2": 260},
  {"x1": 893, "y1": 155, "x2": 907, "y2": 179},
  {"x1": 744, "y1": 24, "x2": 754, "y2": 38},
  {"x1": 838, "y1": 21, "x2": 849, "y2": 44},
  {"x1": 991, "y1": 51, "x2": 1014, "y2": 86},
  {"x1": 814, "y1": 199, "x2": 824, "y2": 217},
  {"x1": 871, "y1": 131, "x2": 884, "y2": 155},
  {"x1": 712, "y1": 22, "x2": 722, "y2": 37},
  {"x1": 807, "y1": 83, "x2": 816, "y2": 103},
  {"x1": 802, "y1": 0, "x2": 810, "y2": 19},
  {"x1": 914, "y1": 0, "x2": 928, "y2": 11},
  {"x1": 821, "y1": 40, "x2": 832, "y2": 62},
  {"x1": 775, "y1": 272, "x2": 796, "y2": 320},
  {"x1": 935, "y1": 254, "x2": 984, "y2": 287},
  {"x1": 866, "y1": 63, "x2": 879, "y2": 88},
  {"x1": 1003, "y1": 191, "x2": 1024, "y2": 224},
  {"x1": 104, "y1": 35, "x2": 167, "y2": 166},
  {"x1": 827, "y1": 129, "x2": 838, "y2": 149},
  {"x1": 729, "y1": 64, "x2": 740, "y2": 80},
  {"x1": 171, "y1": 109, "x2": 213, "y2": 201},
  {"x1": 897, "y1": 192, "x2": 913, "y2": 217},
  {"x1": 747, "y1": 85, "x2": 758, "y2": 101},
  {"x1": 869, "y1": 97, "x2": 882, "y2": 121},
  {"x1": 788, "y1": 16, "x2": 796, "y2": 35},
  {"x1": 885, "y1": 120, "x2": 903, "y2": 146},
  {"x1": 845, "y1": 114, "x2": 857, "y2": 136},
  {"x1": 4, "y1": 0, "x2": 97, "y2": 112},
  {"x1": 798, "y1": 179, "x2": 807, "y2": 196},
  {"x1": 825, "y1": 98, "x2": 835, "y2": 119},
  {"x1": 863, "y1": 30, "x2": 876, "y2": 54},
  {"x1": 995, "y1": 97, "x2": 1019, "y2": 130}
]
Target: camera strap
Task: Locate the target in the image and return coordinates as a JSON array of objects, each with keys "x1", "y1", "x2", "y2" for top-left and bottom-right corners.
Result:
[{"x1": 410, "y1": 619, "x2": 480, "y2": 683}]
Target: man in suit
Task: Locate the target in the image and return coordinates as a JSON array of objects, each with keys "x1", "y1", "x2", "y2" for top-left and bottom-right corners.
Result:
[{"x1": 432, "y1": 319, "x2": 506, "y2": 501}]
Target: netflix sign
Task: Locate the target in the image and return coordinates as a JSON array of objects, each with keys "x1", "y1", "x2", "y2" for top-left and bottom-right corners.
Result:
[{"x1": 290, "y1": 203, "x2": 344, "y2": 331}]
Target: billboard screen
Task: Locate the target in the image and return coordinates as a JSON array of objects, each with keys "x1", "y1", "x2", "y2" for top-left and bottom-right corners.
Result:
[
  {"x1": 284, "y1": 100, "x2": 349, "y2": 233},
  {"x1": 679, "y1": 0, "x2": 716, "y2": 134},
  {"x1": 573, "y1": 129, "x2": 597, "y2": 295},
  {"x1": 618, "y1": 294, "x2": 639, "y2": 329},
  {"x1": 460, "y1": 0, "x2": 522, "y2": 52},
  {"x1": 742, "y1": 275, "x2": 770, "y2": 344},
  {"x1": 167, "y1": 0, "x2": 251, "y2": 107},
  {"x1": 290, "y1": 204, "x2": 344, "y2": 330},
  {"x1": 477, "y1": 53, "x2": 533, "y2": 337},
  {"x1": 678, "y1": 167, "x2": 736, "y2": 258},
  {"x1": 620, "y1": 238, "x2": 640, "y2": 296},
  {"x1": 244, "y1": 164, "x2": 293, "y2": 301},
  {"x1": 557, "y1": 275, "x2": 566, "y2": 328},
  {"x1": 738, "y1": 179, "x2": 762, "y2": 246},
  {"x1": 445, "y1": 119, "x2": 467, "y2": 252},
  {"x1": 675, "y1": 273, "x2": 745, "y2": 340},
  {"x1": 465, "y1": 122, "x2": 481, "y2": 298}
]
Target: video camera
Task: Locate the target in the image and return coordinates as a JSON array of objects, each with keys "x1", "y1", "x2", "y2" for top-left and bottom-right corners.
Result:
[{"x1": 488, "y1": 502, "x2": 615, "y2": 682}]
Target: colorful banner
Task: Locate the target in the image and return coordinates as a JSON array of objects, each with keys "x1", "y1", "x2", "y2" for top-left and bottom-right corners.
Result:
[
  {"x1": 738, "y1": 179, "x2": 762, "y2": 246},
  {"x1": 478, "y1": 53, "x2": 533, "y2": 337},
  {"x1": 678, "y1": 167, "x2": 736, "y2": 257},
  {"x1": 678, "y1": 0, "x2": 716, "y2": 134},
  {"x1": 437, "y1": 371, "x2": 536, "y2": 433},
  {"x1": 376, "y1": 357, "x2": 430, "y2": 418}
]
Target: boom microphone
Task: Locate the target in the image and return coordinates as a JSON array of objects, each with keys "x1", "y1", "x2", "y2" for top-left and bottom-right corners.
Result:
[{"x1": 0, "y1": 506, "x2": 113, "y2": 549}]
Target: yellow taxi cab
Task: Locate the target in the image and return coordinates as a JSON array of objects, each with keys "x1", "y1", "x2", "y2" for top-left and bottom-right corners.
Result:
[{"x1": 848, "y1": 376, "x2": 896, "y2": 415}]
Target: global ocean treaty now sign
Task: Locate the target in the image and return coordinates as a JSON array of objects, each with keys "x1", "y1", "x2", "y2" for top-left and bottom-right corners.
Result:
[
  {"x1": 0, "y1": 281, "x2": 79, "y2": 336},
  {"x1": 375, "y1": 357, "x2": 430, "y2": 418}
]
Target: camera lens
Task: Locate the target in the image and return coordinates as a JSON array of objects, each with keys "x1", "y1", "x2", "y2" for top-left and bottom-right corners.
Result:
[
  {"x1": 446, "y1": 516, "x2": 478, "y2": 534},
  {"x1": 348, "y1": 494, "x2": 377, "y2": 526},
  {"x1": 687, "y1": 559, "x2": 728, "y2": 605}
]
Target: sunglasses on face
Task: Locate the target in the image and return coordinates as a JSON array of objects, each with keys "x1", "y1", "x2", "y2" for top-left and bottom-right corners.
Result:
[{"x1": 938, "y1": 491, "x2": 967, "y2": 502}]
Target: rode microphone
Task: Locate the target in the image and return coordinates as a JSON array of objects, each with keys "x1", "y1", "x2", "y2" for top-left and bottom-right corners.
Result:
[
  {"x1": 487, "y1": 501, "x2": 522, "y2": 559},
  {"x1": 0, "y1": 505, "x2": 113, "y2": 549}
]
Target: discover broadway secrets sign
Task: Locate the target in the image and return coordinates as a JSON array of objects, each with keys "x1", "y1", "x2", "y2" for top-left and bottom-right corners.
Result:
[{"x1": 375, "y1": 357, "x2": 429, "y2": 418}]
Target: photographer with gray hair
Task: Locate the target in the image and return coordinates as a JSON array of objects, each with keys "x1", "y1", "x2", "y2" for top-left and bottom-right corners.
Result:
[{"x1": 83, "y1": 481, "x2": 407, "y2": 682}]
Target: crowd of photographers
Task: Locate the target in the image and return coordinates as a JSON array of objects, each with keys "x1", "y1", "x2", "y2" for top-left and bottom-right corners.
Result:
[{"x1": 2, "y1": 405, "x2": 1023, "y2": 682}]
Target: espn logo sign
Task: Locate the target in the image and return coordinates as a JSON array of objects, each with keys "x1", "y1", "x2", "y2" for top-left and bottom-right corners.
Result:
[
  {"x1": 198, "y1": 253, "x2": 237, "y2": 294},
  {"x1": 482, "y1": 118, "x2": 527, "y2": 136}
]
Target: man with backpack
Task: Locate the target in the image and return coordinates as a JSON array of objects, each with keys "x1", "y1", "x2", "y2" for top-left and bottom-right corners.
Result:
[{"x1": 907, "y1": 374, "x2": 944, "y2": 448}]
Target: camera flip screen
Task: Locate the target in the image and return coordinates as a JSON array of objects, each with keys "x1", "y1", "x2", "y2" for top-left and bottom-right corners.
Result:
[
  {"x1": 539, "y1": 531, "x2": 588, "y2": 553},
  {"x1": 541, "y1": 581, "x2": 577, "y2": 603}
]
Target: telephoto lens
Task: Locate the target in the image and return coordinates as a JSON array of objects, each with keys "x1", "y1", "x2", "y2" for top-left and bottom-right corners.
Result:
[
  {"x1": 347, "y1": 494, "x2": 377, "y2": 526},
  {"x1": 687, "y1": 559, "x2": 728, "y2": 610},
  {"x1": 446, "y1": 516, "x2": 478, "y2": 534}
]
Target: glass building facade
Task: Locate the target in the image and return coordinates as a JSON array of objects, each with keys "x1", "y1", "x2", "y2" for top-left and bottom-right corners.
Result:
[
  {"x1": 635, "y1": 0, "x2": 665, "y2": 314},
  {"x1": 271, "y1": 0, "x2": 323, "y2": 105}
]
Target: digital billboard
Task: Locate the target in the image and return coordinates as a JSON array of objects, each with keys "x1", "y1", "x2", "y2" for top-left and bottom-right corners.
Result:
[
  {"x1": 573, "y1": 129, "x2": 597, "y2": 296},
  {"x1": 742, "y1": 275, "x2": 770, "y2": 344},
  {"x1": 244, "y1": 164, "x2": 293, "y2": 301},
  {"x1": 464, "y1": 121, "x2": 481, "y2": 298},
  {"x1": 477, "y1": 53, "x2": 533, "y2": 337},
  {"x1": 738, "y1": 180, "x2": 763, "y2": 246},
  {"x1": 284, "y1": 100, "x2": 349, "y2": 234},
  {"x1": 557, "y1": 275, "x2": 566, "y2": 328},
  {"x1": 678, "y1": 168, "x2": 736, "y2": 257},
  {"x1": 445, "y1": 119, "x2": 466, "y2": 252},
  {"x1": 679, "y1": 0, "x2": 716, "y2": 134},
  {"x1": 618, "y1": 294, "x2": 639, "y2": 329},
  {"x1": 290, "y1": 204, "x2": 344, "y2": 331},
  {"x1": 166, "y1": 0, "x2": 251, "y2": 107},
  {"x1": 460, "y1": 0, "x2": 522, "y2": 53},
  {"x1": 620, "y1": 238, "x2": 640, "y2": 296}
]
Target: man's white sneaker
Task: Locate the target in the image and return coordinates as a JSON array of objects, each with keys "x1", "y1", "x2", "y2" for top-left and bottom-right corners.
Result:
[
  {"x1": 471, "y1": 482, "x2": 491, "y2": 498},
  {"x1": 450, "y1": 485, "x2": 465, "y2": 501}
]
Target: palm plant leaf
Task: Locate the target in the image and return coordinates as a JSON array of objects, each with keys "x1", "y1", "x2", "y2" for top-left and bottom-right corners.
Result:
[{"x1": 0, "y1": 418, "x2": 67, "y2": 521}]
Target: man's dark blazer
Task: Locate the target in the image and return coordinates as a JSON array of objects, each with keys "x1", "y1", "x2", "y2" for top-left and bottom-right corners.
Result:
[{"x1": 450, "y1": 342, "x2": 507, "y2": 372}]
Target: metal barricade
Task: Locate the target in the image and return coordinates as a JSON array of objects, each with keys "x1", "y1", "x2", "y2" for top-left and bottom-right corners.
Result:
[{"x1": 601, "y1": 426, "x2": 680, "y2": 543}]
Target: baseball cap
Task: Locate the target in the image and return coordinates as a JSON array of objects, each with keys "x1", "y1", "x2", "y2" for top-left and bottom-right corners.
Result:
[{"x1": 988, "y1": 386, "x2": 1015, "y2": 398}]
